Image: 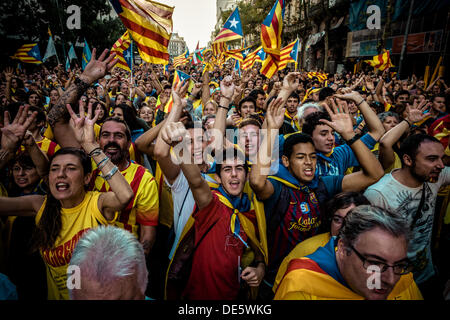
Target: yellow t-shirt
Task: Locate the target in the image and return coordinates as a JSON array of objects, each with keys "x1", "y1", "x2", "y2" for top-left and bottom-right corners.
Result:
[
  {"x1": 44, "y1": 124, "x2": 101, "y2": 141},
  {"x1": 35, "y1": 191, "x2": 112, "y2": 300},
  {"x1": 91, "y1": 162, "x2": 159, "y2": 236}
]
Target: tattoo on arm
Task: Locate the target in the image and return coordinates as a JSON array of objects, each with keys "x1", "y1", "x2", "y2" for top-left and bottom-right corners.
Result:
[{"x1": 47, "y1": 78, "x2": 91, "y2": 127}]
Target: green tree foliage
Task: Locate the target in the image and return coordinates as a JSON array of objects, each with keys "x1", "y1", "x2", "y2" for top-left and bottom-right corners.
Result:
[{"x1": 1, "y1": 0, "x2": 125, "y2": 66}]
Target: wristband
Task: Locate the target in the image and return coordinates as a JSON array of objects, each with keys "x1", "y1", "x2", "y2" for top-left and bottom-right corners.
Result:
[
  {"x1": 345, "y1": 134, "x2": 360, "y2": 146},
  {"x1": 404, "y1": 119, "x2": 412, "y2": 126},
  {"x1": 88, "y1": 147, "x2": 102, "y2": 157},
  {"x1": 218, "y1": 105, "x2": 229, "y2": 111},
  {"x1": 101, "y1": 166, "x2": 119, "y2": 181},
  {"x1": 356, "y1": 99, "x2": 365, "y2": 106},
  {"x1": 96, "y1": 156, "x2": 110, "y2": 170}
]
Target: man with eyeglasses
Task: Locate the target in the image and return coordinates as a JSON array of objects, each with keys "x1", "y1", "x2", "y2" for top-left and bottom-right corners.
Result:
[{"x1": 274, "y1": 205, "x2": 423, "y2": 300}]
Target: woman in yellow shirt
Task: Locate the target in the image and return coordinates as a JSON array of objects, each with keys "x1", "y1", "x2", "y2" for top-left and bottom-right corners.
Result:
[{"x1": 0, "y1": 104, "x2": 134, "y2": 299}]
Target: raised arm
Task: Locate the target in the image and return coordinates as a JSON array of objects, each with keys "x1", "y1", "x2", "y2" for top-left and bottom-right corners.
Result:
[
  {"x1": 0, "y1": 105, "x2": 38, "y2": 169},
  {"x1": 378, "y1": 100, "x2": 429, "y2": 170},
  {"x1": 210, "y1": 75, "x2": 234, "y2": 151},
  {"x1": 47, "y1": 48, "x2": 118, "y2": 148},
  {"x1": 153, "y1": 80, "x2": 189, "y2": 185},
  {"x1": 249, "y1": 98, "x2": 285, "y2": 200},
  {"x1": 277, "y1": 72, "x2": 301, "y2": 108},
  {"x1": 66, "y1": 102, "x2": 133, "y2": 221},
  {"x1": 161, "y1": 121, "x2": 212, "y2": 210},
  {"x1": 334, "y1": 88, "x2": 385, "y2": 141},
  {"x1": 321, "y1": 99, "x2": 384, "y2": 191},
  {"x1": 135, "y1": 118, "x2": 167, "y2": 157},
  {"x1": 23, "y1": 132, "x2": 49, "y2": 178}
]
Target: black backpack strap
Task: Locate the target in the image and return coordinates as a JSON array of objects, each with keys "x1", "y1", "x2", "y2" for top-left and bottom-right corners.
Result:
[{"x1": 410, "y1": 183, "x2": 427, "y2": 230}]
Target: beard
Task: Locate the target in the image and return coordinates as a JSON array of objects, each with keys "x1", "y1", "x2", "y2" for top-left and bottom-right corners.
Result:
[
  {"x1": 410, "y1": 161, "x2": 429, "y2": 183},
  {"x1": 103, "y1": 142, "x2": 128, "y2": 165}
]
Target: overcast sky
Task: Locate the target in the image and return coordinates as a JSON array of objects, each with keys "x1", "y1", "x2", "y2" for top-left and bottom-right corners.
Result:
[{"x1": 162, "y1": 0, "x2": 217, "y2": 51}]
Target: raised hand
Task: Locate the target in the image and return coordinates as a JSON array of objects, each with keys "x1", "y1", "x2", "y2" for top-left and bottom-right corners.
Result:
[
  {"x1": 4, "y1": 67, "x2": 14, "y2": 82},
  {"x1": 80, "y1": 48, "x2": 118, "y2": 84},
  {"x1": 1, "y1": 105, "x2": 37, "y2": 152},
  {"x1": 172, "y1": 80, "x2": 189, "y2": 109},
  {"x1": 160, "y1": 122, "x2": 189, "y2": 147},
  {"x1": 266, "y1": 97, "x2": 285, "y2": 130},
  {"x1": 220, "y1": 75, "x2": 235, "y2": 100},
  {"x1": 406, "y1": 99, "x2": 429, "y2": 124},
  {"x1": 66, "y1": 100, "x2": 100, "y2": 149},
  {"x1": 320, "y1": 97, "x2": 354, "y2": 141},
  {"x1": 333, "y1": 88, "x2": 364, "y2": 105},
  {"x1": 282, "y1": 72, "x2": 301, "y2": 92}
]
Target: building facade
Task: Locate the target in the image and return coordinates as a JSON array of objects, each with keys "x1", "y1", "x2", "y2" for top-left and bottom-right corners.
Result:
[{"x1": 168, "y1": 32, "x2": 187, "y2": 59}]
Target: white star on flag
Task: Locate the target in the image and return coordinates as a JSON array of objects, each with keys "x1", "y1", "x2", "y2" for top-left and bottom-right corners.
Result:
[
  {"x1": 228, "y1": 17, "x2": 239, "y2": 29},
  {"x1": 124, "y1": 51, "x2": 131, "y2": 60}
]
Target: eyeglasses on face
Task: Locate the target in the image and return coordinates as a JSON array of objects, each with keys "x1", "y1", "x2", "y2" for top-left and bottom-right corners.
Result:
[{"x1": 349, "y1": 244, "x2": 412, "y2": 275}]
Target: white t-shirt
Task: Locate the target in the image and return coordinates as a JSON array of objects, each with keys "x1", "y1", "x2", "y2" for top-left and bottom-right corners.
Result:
[
  {"x1": 364, "y1": 167, "x2": 450, "y2": 284},
  {"x1": 165, "y1": 170, "x2": 217, "y2": 260}
]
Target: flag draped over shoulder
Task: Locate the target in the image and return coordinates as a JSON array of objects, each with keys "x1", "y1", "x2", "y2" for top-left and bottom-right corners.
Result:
[
  {"x1": 111, "y1": 31, "x2": 133, "y2": 72},
  {"x1": 11, "y1": 44, "x2": 42, "y2": 64},
  {"x1": 278, "y1": 39, "x2": 299, "y2": 70},
  {"x1": 82, "y1": 39, "x2": 92, "y2": 70},
  {"x1": 213, "y1": 7, "x2": 243, "y2": 43},
  {"x1": 364, "y1": 50, "x2": 394, "y2": 71},
  {"x1": 260, "y1": 0, "x2": 285, "y2": 78},
  {"x1": 109, "y1": 0, "x2": 174, "y2": 65},
  {"x1": 163, "y1": 69, "x2": 190, "y2": 113}
]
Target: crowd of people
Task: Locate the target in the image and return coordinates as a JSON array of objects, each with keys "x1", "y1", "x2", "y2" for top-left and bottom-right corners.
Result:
[{"x1": 0, "y1": 47, "x2": 449, "y2": 301}]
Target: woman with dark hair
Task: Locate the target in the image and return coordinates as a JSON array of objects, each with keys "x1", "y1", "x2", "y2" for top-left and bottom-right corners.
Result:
[
  {"x1": 26, "y1": 90, "x2": 44, "y2": 109},
  {"x1": 0, "y1": 104, "x2": 133, "y2": 300},
  {"x1": 272, "y1": 191, "x2": 371, "y2": 293},
  {"x1": 112, "y1": 103, "x2": 149, "y2": 142},
  {"x1": 94, "y1": 101, "x2": 109, "y2": 125}
]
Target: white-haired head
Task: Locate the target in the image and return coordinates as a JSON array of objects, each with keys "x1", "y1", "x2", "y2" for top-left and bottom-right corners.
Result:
[
  {"x1": 297, "y1": 102, "x2": 323, "y2": 124},
  {"x1": 68, "y1": 226, "x2": 148, "y2": 300}
]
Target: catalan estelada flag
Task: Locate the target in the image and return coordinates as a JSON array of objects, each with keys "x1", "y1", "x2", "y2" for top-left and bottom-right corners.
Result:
[
  {"x1": 364, "y1": 49, "x2": 394, "y2": 71},
  {"x1": 111, "y1": 31, "x2": 133, "y2": 72},
  {"x1": 224, "y1": 46, "x2": 251, "y2": 62},
  {"x1": 213, "y1": 7, "x2": 243, "y2": 43},
  {"x1": 278, "y1": 39, "x2": 299, "y2": 70},
  {"x1": 163, "y1": 69, "x2": 190, "y2": 113},
  {"x1": 260, "y1": 0, "x2": 285, "y2": 78},
  {"x1": 242, "y1": 46, "x2": 263, "y2": 70},
  {"x1": 110, "y1": 0, "x2": 173, "y2": 65},
  {"x1": 11, "y1": 44, "x2": 42, "y2": 64}
]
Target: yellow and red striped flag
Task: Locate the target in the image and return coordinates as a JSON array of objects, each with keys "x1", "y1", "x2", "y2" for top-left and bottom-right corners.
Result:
[
  {"x1": 173, "y1": 49, "x2": 189, "y2": 68},
  {"x1": 242, "y1": 46, "x2": 263, "y2": 70},
  {"x1": 307, "y1": 71, "x2": 328, "y2": 82},
  {"x1": 162, "y1": 70, "x2": 191, "y2": 113},
  {"x1": 110, "y1": 0, "x2": 174, "y2": 65},
  {"x1": 10, "y1": 44, "x2": 42, "y2": 64},
  {"x1": 111, "y1": 31, "x2": 133, "y2": 72},
  {"x1": 364, "y1": 50, "x2": 394, "y2": 71},
  {"x1": 278, "y1": 39, "x2": 299, "y2": 70},
  {"x1": 260, "y1": 0, "x2": 285, "y2": 78}
]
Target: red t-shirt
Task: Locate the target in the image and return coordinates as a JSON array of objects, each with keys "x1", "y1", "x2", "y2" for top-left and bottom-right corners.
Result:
[{"x1": 182, "y1": 193, "x2": 249, "y2": 300}]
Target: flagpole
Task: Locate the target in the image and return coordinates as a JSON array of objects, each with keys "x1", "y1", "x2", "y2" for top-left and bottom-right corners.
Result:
[
  {"x1": 130, "y1": 39, "x2": 134, "y2": 102},
  {"x1": 295, "y1": 36, "x2": 299, "y2": 71},
  {"x1": 55, "y1": 0, "x2": 67, "y2": 65}
]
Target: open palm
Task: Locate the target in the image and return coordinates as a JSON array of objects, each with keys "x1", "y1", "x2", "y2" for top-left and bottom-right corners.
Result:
[{"x1": 66, "y1": 101, "x2": 99, "y2": 146}]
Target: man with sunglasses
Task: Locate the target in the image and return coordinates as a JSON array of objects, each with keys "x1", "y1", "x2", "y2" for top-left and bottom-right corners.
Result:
[{"x1": 274, "y1": 205, "x2": 422, "y2": 300}]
